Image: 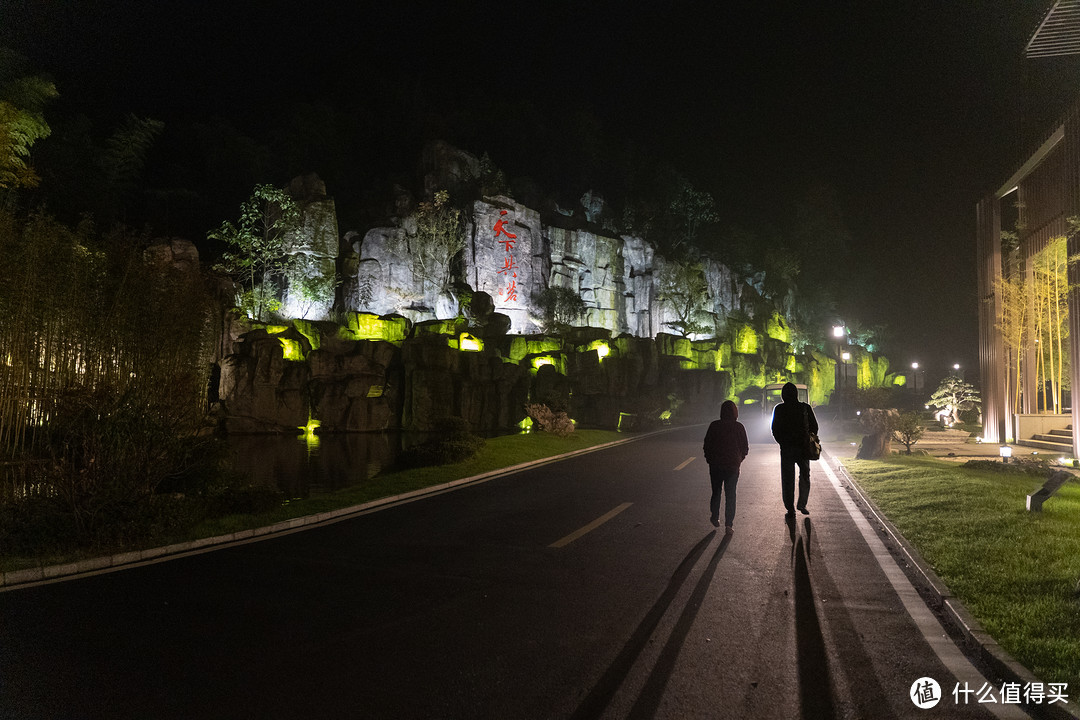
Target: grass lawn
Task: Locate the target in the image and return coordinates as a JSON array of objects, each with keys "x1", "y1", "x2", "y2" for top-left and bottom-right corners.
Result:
[{"x1": 843, "y1": 455, "x2": 1080, "y2": 686}]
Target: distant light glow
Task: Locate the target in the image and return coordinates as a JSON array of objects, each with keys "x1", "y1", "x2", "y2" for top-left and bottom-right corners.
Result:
[
  {"x1": 841, "y1": 351, "x2": 851, "y2": 361},
  {"x1": 832, "y1": 325, "x2": 845, "y2": 338},
  {"x1": 911, "y1": 362, "x2": 919, "y2": 370}
]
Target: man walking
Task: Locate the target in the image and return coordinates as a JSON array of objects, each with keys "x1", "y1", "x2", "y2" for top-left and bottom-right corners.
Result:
[{"x1": 770, "y1": 382, "x2": 818, "y2": 517}]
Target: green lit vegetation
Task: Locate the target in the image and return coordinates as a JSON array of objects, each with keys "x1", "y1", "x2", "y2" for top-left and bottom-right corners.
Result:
[
  {"x1": 845, "y1": 456, "x2": 1080, "y2": 686},
  {"x1": 766, "y1": 311, "x2": 791, "y2": 343},
  {"x1": 278, "y1": 336, "x2": 306, "y2": 361},
  {"x1": 734, "y1": 323, "x2": 759, "y2": 355},
  {"x1": 344, "y1": 311, "x2": 409, "y2": 343}
]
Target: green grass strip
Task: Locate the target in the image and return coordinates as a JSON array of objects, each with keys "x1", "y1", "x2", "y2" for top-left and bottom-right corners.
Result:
[
  {"x1": 843, "y1": 455, "x2": 1080, "y2": 686},
  {"x1": 188, "y1": 429, "x2": 627, "y2": 538}
]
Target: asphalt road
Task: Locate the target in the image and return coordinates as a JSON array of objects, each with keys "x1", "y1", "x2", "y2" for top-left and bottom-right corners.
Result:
[{"x1": 0, "y1": 426, "x2": 1009, "y2": 719}]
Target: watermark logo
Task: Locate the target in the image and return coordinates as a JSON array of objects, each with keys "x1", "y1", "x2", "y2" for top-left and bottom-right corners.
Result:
[{"x1": 911, "y1": 677, "x2": 942, "y2": 709}]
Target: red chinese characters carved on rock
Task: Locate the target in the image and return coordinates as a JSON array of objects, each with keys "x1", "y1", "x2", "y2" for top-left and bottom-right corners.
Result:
[{"x1": 494, "y1": 210, "x2": 518, "y2": 302}]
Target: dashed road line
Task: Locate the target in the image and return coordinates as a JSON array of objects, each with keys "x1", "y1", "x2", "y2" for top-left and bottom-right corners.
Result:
[
  {"x1": 673, "y1": 457, "x2": 696, "y2": 471},
  {"x1": 549, "y1": 503, "x2": 633, "y2": 548}
]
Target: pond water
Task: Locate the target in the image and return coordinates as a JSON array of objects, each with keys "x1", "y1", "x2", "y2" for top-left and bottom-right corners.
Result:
[{"x1": 225, "y1": 432, "x2": 420, "y2": 500}]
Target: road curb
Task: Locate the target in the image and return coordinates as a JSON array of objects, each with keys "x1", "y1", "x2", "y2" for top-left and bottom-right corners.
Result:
[
  {"x1": 1, "y1": 429, "x2": 667, "y2": 592},
  {"x1": 829, "y1": 454, "x2": 1080, "y2": 720}
]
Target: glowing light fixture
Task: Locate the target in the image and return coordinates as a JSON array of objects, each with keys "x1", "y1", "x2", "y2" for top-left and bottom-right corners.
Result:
[
  {"x1": 911, "y1": 362, "x2": 919, "y2": 370},
  {"x1": 832, "y1": 325, "x2": 846, "y2": 338},
  {"x1": 299, "y1": 417, "x2": 321, "y2": 452},
  {"x1": 532, "y1": 356, "x2": 553, "y2": 370},
  {"x1": 1000, "y1": 445, "x2": 1012, "y2": 463},
  {"x1": 459, "y1": 333, "x2": 483, "y2": 352},
  {"x1": 582, "y1": 339, "x2": 611, "y2": 361}
]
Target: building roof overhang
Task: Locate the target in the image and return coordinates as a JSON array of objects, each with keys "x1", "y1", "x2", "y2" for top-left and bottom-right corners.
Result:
[{"x1": 1027, "y1": 0, "x2": 1080, "y2": 58}]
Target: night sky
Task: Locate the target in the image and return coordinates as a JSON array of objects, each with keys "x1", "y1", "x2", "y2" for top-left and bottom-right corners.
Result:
[{"x1": 6, "y1": 1, "x2": 1080, "y2": 387}]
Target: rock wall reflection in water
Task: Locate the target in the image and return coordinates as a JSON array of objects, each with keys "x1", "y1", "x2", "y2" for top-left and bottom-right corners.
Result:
[{"x1": 226, "y1": 433, "x2": 403, "y2": 499}]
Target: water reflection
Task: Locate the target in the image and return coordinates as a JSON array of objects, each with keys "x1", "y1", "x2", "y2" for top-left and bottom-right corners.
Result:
[{"x1": 226, "y1": 432, "x2": 408, "y2": 499}]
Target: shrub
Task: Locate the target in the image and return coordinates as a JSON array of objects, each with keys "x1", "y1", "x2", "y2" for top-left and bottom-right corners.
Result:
[
  {"x1": 891, "y1": 411, "x2": 925, "y2": 454},
  {"x1": 407, "y1": 417, "x2": 486, "y2": 466},
  {"x1": 524, "y1": 403, "x2": 575, "y2": 437}
]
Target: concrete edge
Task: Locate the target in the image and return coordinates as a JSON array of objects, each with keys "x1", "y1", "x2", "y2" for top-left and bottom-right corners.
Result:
[
  {"x1": 829, "y1": 454, "x2": 1080, "y2": 720},
  {"x1": 1, "y1": 428, "x2": 669, "y2": 592}
]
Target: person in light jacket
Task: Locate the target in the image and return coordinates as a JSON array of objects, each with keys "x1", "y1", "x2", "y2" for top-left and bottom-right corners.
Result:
[
  {"x1": 770, "y1": 382, "x2": 818, "y2": 517},
  {"x1": 702, "y1": 400, "x2": 749, "y2": 534}
]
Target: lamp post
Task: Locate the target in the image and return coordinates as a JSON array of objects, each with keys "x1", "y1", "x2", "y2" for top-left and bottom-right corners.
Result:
[
  {"x1": 911, "y1": 362, "x2": 921, "y2": 411},
  {"x1": 833, "y1": 325, "x2": 846, "y2": 419},
  {"x1": 840, "y1": 351, "x2": 850, "y2": 421}
]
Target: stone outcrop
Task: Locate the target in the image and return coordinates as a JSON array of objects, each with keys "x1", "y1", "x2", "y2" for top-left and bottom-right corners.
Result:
[
  {"x1": 340, "y1": 158, "x2": 756, "y2": 338},
  {"x1": 282, "y1": 173, "x2": 339, "y2": 321},
  {"x1": 214, "y1": 154, "x2": 875, "y2": 436},
  {"x1": 144, "y1": 238, "x2": 200, "y2": 273}
]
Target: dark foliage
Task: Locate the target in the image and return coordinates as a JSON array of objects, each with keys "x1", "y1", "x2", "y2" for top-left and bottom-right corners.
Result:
[{"x1": 405, "y1": 417, "x2": 486, "y2": 467}]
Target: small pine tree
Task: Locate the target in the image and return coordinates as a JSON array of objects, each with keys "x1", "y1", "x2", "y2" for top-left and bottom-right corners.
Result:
[
  {"x1": 928, "y1": 376, "x2": 981, "y2": 426},
  {"x1": 892, "y1": 412, "x2": 924, "y2": 455}
]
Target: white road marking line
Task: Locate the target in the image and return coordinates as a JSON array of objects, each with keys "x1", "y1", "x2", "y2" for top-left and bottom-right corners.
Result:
[
  {"x1": 673, "y1": 457, "x2": 696, "y2": 471},
  {"x1": 818, "y1": 458, "x2": 1030, "y2": 720},
  {"x1": 549, "y1": 502, "x2": 633, "y2": 548}
]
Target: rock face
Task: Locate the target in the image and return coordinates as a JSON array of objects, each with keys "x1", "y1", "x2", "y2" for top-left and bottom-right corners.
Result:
[
  {"x1": 279, "y1": 153, "x2": 762, "y2": 338},
  {"x1": 215, "y1": 155, "x2": 858, "y2": 436},
  {"x1": 856, "y1": 408, "x2": 900, "y2": 459},
  {"x1": 215, "y1": 320, "x2": 755, "y2": 434},
  {"x1": 145, "y1": 238, "x2": 200, "y2": 273},
  {"x1": 282, "y1": 173, "x2": 339, "y2": 321}
]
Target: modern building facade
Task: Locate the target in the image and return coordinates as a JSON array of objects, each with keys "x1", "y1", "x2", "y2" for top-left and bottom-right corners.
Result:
[{"x1": 977, "y1": 1, "x2": 1080, "y2": 454}]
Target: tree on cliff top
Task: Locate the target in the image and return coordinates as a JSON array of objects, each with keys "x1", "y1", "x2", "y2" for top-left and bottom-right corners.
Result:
[
  {"x1": 657, "y1": 258, "x2": 711, "y2": 337},
  {"x1": 410, "y1": 189, "x2": 465, "y2": 293},
  {"x1": 211, "y1": 184, "x2": 301, "y2": 322}
]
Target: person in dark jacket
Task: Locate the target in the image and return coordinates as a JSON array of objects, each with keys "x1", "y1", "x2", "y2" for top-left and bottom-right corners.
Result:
[
  {"x1": 770, "y1": 382, "x2": 819, "y2": 517},
  {"x1": 702, "y1": 399, "x2": 749, "y2": 533}
]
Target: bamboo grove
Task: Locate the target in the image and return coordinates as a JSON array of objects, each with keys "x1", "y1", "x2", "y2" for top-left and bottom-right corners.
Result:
[
  {"x1": 996, "y1": 234, "x2": 1076, "y2": 415},
  {"x1": 0, "y1": 210, "x2": 216, "y2": 514}
]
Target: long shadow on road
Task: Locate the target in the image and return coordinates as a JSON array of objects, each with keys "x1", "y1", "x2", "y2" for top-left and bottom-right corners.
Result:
[
  {"x1": 794, "y1": 516, "x2": 838, "y2": 720},
  {"x1": 627, "y1": 533, "x2": 733, "y2": 719},
  {"x1": 570, "y1": 531, "x2": 718, "y2": 720}
]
